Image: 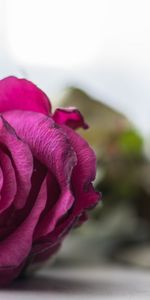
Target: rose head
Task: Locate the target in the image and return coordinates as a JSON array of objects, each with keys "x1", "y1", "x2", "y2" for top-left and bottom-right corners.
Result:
[{"x1": 0, "y1": 76, "x2": 100, "y2": 285}]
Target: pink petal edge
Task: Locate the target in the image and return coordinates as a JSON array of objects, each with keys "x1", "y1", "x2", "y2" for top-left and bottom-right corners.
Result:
[
  {"x1": 53, "y1": 107, "x2": 89, "y2": 130},
  {"x1": 0, "y1": 76, "x2": 51, "y2": 115}
]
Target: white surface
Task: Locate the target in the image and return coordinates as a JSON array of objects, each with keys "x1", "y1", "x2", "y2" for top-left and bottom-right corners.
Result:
[{"x1": 1, "y1": 265, "x2": 150, "y2": 299}]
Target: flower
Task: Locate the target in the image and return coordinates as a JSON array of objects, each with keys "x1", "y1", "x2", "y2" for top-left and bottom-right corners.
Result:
[{"x1": 0, "y1": 76, "x2": 100, "y2": 285}]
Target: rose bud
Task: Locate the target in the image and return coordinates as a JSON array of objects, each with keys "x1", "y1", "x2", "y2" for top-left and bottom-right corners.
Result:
[{"x1": 0, "y1": 76, "x2": 100, "y2": 285}]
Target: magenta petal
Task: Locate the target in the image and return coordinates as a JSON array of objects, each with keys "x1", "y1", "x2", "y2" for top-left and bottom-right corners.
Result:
[
  {"x1": 4, "y1": 111, "x2": 77, "y2": 229},
  {"x1": 3, "y1": 111, "x2": 77, "y2": 189},
  {"x1": 0, "y1": 166, "x2": 3, "y2": 193},
  {"x1": 0, "y1": 76, "x2": 51, "y2": 115},
  {"x1": 0, "y1": 117, "x2": 33, "y2": 209},
  {"x1": 0, "y1": 179, "x2": 47, "y2": 285},
  {"x1": 46, "y1": 125, "x2": 100, "y2": 244},
  {"x1": 66, "y1": 126, "x2": 100, "y2": 214},
  {"x1": 0, "y1": 150, "x2": 17, "y2": 213},
  {"x1": 53, "y1": 107, "x2": 89, "y2": 129},
  {"x1": 34, "y1": 188, "x2": 74, "y2": 239}
]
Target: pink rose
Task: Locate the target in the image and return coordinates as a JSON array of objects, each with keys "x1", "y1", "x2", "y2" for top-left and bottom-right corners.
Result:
[{"x1": 0, "y1": 76, "x2": 100, "y2": 285}]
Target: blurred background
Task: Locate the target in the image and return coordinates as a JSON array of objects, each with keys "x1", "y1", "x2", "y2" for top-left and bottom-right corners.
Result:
[{"x1": 1, "y1": 0, "x2": 150, "y2": 268}]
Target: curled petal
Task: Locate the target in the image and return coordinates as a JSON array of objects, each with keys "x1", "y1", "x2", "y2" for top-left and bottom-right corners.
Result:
[
  {"x1": 0, "y1": 166, "x2": 3, "y2": 193},
  {"x1": 0, "y1": 179, "x2": 47, "y2": 285},
  {"x1": 0, "y1": 150, "x2": 17, "y2": 213},
  {"x1": 63, "y1": 125, "x2": 100, "y2": 208},
  {"x1": 0, "y1": 76, "x2": 51, "y2": 115},
  {"x1": 45, "y1": 125, "x2": 100, "y2": 245},
  {"x1": 4, "y1": 111, "x2": 77, "y2": 234},
  {"x1": 53, "y1": 107, "x2": 88, "y2": 130},
  {"x1": 34, "y1": 188, "x2": 74, "y2": 239},
  {"x1": 0, "y1": 117, "x2": 33, "y2": 209},
  {"x1": 3, "y1": 111, "x2": 77, "y2": 190}
]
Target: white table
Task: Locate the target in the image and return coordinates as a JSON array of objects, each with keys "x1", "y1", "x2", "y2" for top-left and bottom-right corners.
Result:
[{"x1": 1, "y1": 265, "x2": 150, "y2": 300}]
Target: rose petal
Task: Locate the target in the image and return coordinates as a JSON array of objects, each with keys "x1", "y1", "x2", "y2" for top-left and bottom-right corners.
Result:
[
  {"x1": 0, "y1": 159, "x2": 46, "y2": 243},
  {"x1": 34, "y1": 188, "x2": 74, "y2": 239},
  {"x1": 44, "y1": 125, "x2": 100, "y2": 245},
  {"x1": 33, "y1": 172, "x2": 60, "y2": 239},
  {"x1": 0, "y1": 150, "x2": 17, "y2": 213},
  {"x1": 63, "y1": 125, "x2": 100, "y2": 207},
  {"x1": 0, "y1": 166, "x2": 3, "y2": 192},
  {"x1": 0, "y1": 76, "x2": 51, "y2": 115},
  {"x1": 3, "y1": 111, "x2": 76, "y2": 189},
  {"x1": 0, "y1": 179, "x2": 47, "y2": 285},
  {"x1": 31, "y1": 125, "x2": 100, "y2": 253},
  {"x1": 0, "y1": 117, "x2": 33, "y2": 209},
  {"x1": 4, "y1": 111, "x2": 77, "y2": 232},
  {"x1": 53, "y1": 107, "x2": 88, "y2": 129}
]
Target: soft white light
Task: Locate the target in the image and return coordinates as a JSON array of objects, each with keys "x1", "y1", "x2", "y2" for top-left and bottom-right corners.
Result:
[
  {"x1": 5, "y1": 0, "x2": 150, "y2": 69},
  {"x1": 5, "y1": 0, "x2": 103, "y2": 68}
]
